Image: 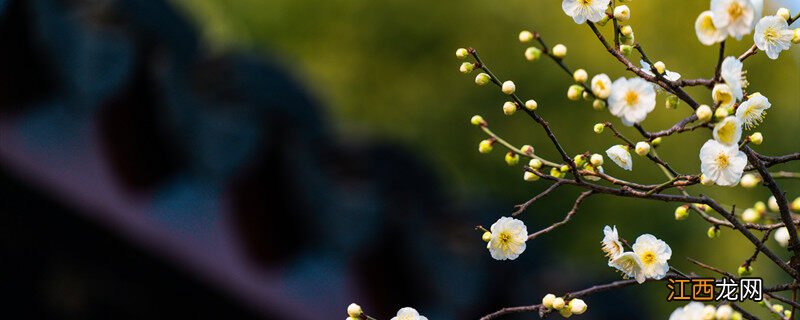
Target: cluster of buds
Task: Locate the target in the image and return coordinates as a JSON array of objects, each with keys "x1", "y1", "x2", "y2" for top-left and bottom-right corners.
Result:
[{"x1": 541, "y1": 294, "x2": 587, "y2": 318}]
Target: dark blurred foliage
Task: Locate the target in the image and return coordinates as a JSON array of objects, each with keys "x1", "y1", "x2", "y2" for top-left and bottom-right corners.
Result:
[{"x1": 0, "y1": 0, "x2": 798, "y2": 319}]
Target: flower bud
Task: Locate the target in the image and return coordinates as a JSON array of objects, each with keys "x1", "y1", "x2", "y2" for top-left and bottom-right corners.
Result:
[
  {"x1": 550, "y1": 167, "x2": 565, "y2": 178},
  {"x1": 590, "y1": 154, "x2": 604, "y2": 166},
  {"x1": 794, "y1": 29, "x2": 800, "y2": 44},
  {"x1": 525, "y1": 47, "x2": 543, "y2": 61},
  {"x1": 737, "y1": 265, "x2": 752, "y2": 276},
  {"x1": 523, "y1": 171, "x2": 540, "y2": 182},
  {"x1": 714, "y1": 106, "x2": 729, "y2": 121},
  {"x1": 505, "y1": 152, "x2": 520, "y2": 166},
  {"x1": 614, "y1": 5, "x2": 631, "y2": 21},
  {"x1": 651, "y1": 137, "x2": 662, "y2": 146},
  {"x1": 700, "y1": 174, "x2": 714, "y2": 186},
  {"x1": 696, "y1": 105, "x2": 712, "y2": 122},
  {"x1": 619, "y1": 32, "x2": 635, "y2": 45},
  {"x1": 456, "y1": 48, "x2": 469, "y2": 60},
  {"x1": 482, "y1": 231, "x2": 492, "y2": 242},
  {"x1": 471, "y1": 115, "x2": 486, "y2": 126},
  {"x1": 552, "y1": 297, "x2": 566, "y2": 310},
  {"x1": 707, "y1": 226, "x2": 720, "y2": 239},
  {"x1": 702, "y1": 306, "x2": 716, "y2": 320},
  {"x1": 773, "y1": 304, "x2": 784, "y2": 313},
  {"x1": 559, "y1": 307, "x2": 573, "y2": 318},
  {"x1": 768, "y1": 196, "x2": 779, "y2": 212},
  {"x1": 348, "y1": 304, "x2": 363, "y2": 317},
  {"x1": 775, "y1": 226, "x2": 791, "y2": 248},
  {"x1": 475, "y1": 73, "x2": 491, "y2": 86},
  {"x1": 348, "y1": 317, "x2": 358, "y2": 320},
  {"x1": 739, "y1": 173, "x2": 760, "y2": 188},
  {"x1": 525, "y1": 99, "x2": 538, "y2": 110},
  {"x1": 597, "y1": 15, "x2": 610, "y2": 26},
  {"x1": 620, "y1": 44, "x2": 634, "y2": 56},
  {"x1": 675, "y1": 205, "x2": 689, "y2": 220},
  {"x1": 460, "y1": 62, "x2": 475, "y2": 73},
  {"x1": 792, "y1": 197, "x2": 800, "y2": 212},
  {"x1": 519, "y1": 30, "x2": 534, "y2": 43},
  {"x1": 593, "y1": 123, "x2": 605, "y2": 134},
  {"x1": 731, "y1": 311, "x2": 742, "y2": 320},
  {"x1": 573, "y1": 154, "x2": 586, "y2": 167},
  {"x1": 502, "y1": 81, "x2": 516, "y2": 95},
  {"x1": 754, "y1": 201, "x2": 767, "y2": 214},
  {"x1": 653, "y1": 61, "x2": 666, "y2": 75},
  {"x1": 479, "y1": 139, "x2": 494, "y2": 153},
  {"x1": 777, "y1": 8, "x2": 791, "y2": 21},
  {"x1": 552, "y1": 44, "x2": 567, "y2": 59},
  {"x1": 521, "y1": 145, "x2": 534, "y2": 155},
  {"x1": 785, "y1": 310, "x2": 793, "y2": 319},
  {"x1": 749, "y1": 132, "x2": 763, "y2": 145},
  {"x1": 741, "y1": 208, "x2": 761, "y2": 223},
  {"x1": 592, "y1": 99, "x2": 606, "y2": 111},
  {"x1": 569, "y1": 299, "x2": 587, "y2": 315},
  {"x1": 529, "y1": 159, "x2": 543, "y2": 170},
  {"x1": 716, "y1": 305, "x2": 733, "y2": 320},
  {"x1": 665, "y1": 95, "x2": 679, "y2": 109},
  {"x1": 503, "y1": 101, "x2": 517, "y2": 115},
  {"x1": 573, "y1": 69, "x2": 588, "y2": 83},
  {"x1": 560, "y1": 165, "x2": 570, "y2": 173},
  {"x1": 634, "y1": 142, "x2": 650, "y2": 156},
  {"x1": 620, "y1": 25, "x2": 633, "y2": 37},
  {"x1": 567, "y1": 85, "x2": 584, "y2": 101},
  {"x1": 542, "y1": 294, "x2": 556, "y2": 309}
]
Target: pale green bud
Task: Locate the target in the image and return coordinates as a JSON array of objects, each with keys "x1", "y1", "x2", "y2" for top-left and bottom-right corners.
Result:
[
  {"x1": 560, "y1": 165, "x2": 570, "y2": 173},
  {"x1": 520, "y1": 145, "x2": 534, "y2": 155},
  {"x1": 665, "y1": 95, "x2": 679, "y2": 109},
  {"x1": 739, "y1": 173, "x2": 760, "y2": 188},
  {"x1": 592, "y1": 99, "x2": 606, "y2": 111},
  {"x1": 696, "y1": 105, "x2": 713, "y2": 122},
  {"x1": 525, "y1": 47, "x2": 542, "y2": 61},
  {"x1": 573, "y1": 69, "x2": 588, "y2": 83},
  {"x1": 482, "y1": 231, "x2": 492, "y2": 242},
  {"x1": 519, "y1": 30, "x2": 534, "y2": 43},
  {"x1": 792, "y1": 197, "x2": 800, "y2": 212},
  {"x1": 479, "y1": 139, "x2": 494, "y2": 153},
  {"x1": 567, "y1": 85, "x2": 584, "y2": 101},
  {"x1": 460, "y1": 62, "x2": 475, "y2": 73},
  {"x1": 707, "y1": 226, "x2": 720, "y2": 239},
  {"x1": 754, "y1": 201, "x2": 767, "y2": 214},
  {"x1": 542, "y1": 294, "x2": 556, "y2": 309},
  {"x1": 475, "y1": 73, "x2": 491, "y2": 86},
  {"x1": 620, "y1": 25, "x2": 633, "y2": 37},
  {"x1": 620, "y1": 45, "x2": 634, "y2": 56},
  {"x1": 470, "y1": 115, "x2": 486, "y2": 126},
  {"x1": 529, "y1": 159, "x2": 543, "y2": 170},
  {"x1": 737, "y1": 265, "x2": 752, "y2": 276},
  {"x1": 653, "y1": 61, "x2": 666, "y2": 75},
  {"x1": 456, "y1": 48, "x2": 469, "y2": 60},
  {"x1": 552, "y1": 297, "x2": 566, "y2": 310},
  {"x1": 552, "y1": 44, "x2": 567, "y2": 59},
  {"x1": 714, "y1": 106, "x2": 729, "y2": 121},
  {"x1": 593, "y1": 123, "x2": 605, "y2": 134},
  {"x1": 348, "y1": 304, "x2": 363, "y2": 317},
  {"x1": 505, "y1": 152, "x2": 520, "y2": 166},
  {"x1": 503, "y1": 101, "x2": 517, "y2": 115},
  {"x1": 524, "y1": 171, "x2": 540, "y2": 182},
  {"x1": 749, "y1": 132, "x2": 763, "y2": 145},
  {"x1": 573, "y1": 155, "x2": 586, "y2": 167},
  {"x1": 651, "y1": 137, "x2": 662, "y2": 146},
  {"x1": 675, "y1": 205, "x2": 689, "y2": 220},
  {"x1": 502, "y1": 81, "x2": 516, "y2": 95},
  {"x1": 793, "y1": 29, "x2": 800, "y2": 44}
]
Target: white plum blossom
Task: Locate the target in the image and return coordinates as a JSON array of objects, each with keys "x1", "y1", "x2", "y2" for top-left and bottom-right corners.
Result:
[
  {"x1": 699, "y1": 140, "x2": 747, "y2": 186},
  {"x1": 640, "y1": 60, "x2": 681, "y2": 82},
  {"x1": 632, "y1": 234, "x2": 672, "y2": 281},
  {"x1": 602, "y1": 225, "x2": 624, "y2": 259},
  {"x1": 712, "y1": 116, "x2": 743, "y2": 146},
  {"x1": 608, "y1": 77, "x2": 656, "y2": 126},
  {"x1": 609, "y1": 252, "x2": 647, "y2": 283},
  {"x1": 735, "y1": 93, "x2": 770, "y2": 129},
  {"x1": 561, "y1": 0, "x2": 612, "y2": 24},
  {"x1": 711, "y1": 0, "x2": 756, "y2": 40},
  {"x1": 591, "y1": 73, "x2": 612, "y2": 99},
  {"x1": 668, "y1": 302, "x2": 708, "y2": 320},
  {"x1": 391, "y1": 307, "x2": 428, "y2": 320},
  {"x1": 754, "y1": 16, "x2": 794, "y2": 60},
  {"x1": 695, "y1": 11, "x2": 727, "y2": 45},
  {"x1": 487, "y1": 217, "x2": 528, "y2": 260},
  {"x1": 720, "y1": 57, "x2": 746, "y2": 101},
  {"x1": 775, "y1": 226, "x2": 791, "y2": 248},
  {"x1": 606, "y1": 145, "x2": 633, "y2": 171}
]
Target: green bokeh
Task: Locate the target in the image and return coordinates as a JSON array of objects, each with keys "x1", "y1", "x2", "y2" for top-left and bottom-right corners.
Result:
[{"x1": 171, "y1": 0, "x2": 799, "y2": 317}]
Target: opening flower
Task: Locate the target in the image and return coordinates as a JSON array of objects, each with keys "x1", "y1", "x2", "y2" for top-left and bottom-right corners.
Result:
[
  {"x1": 608, "y1": 77, "x2": 656, "y2": 126},
  {"x1": 712, "y1": 83, "x2": 735, "y2": 109},
  {"x1": 561, "y1": 0, "x2": 612, "y2": 24},
  {"x1": 720, "y1": 57, "x2": 746, "y2": 101},
  {"x1": 606, "y1": 145, "x2": 633, "y2": 171},
  {"x1": 754, "y1": 16, "x2": 793, "y2": 60},
  {"x1": 632, "y1": 234, "x2": 672, "y2": 281},
  {"x1": 609, "y1": 252, "x2": 646, "y2": 283},
  {"x1": 602, "y1": 225, "x2": 624, "y2": 259},
  {"x1": 640, "y1": 60, "x2": 681, "y2": 82},
  {"x1": 711, "y1": 0, "x2": 756, "y2": 40},
  {"x1": 391, "y1": 307, "x2": 428, "y2": 320},
  {"x1": 713, "y1": 116, "x2": 743, "y2": 146},
  {"x1": 591, "y1": 73, "x2": 612, "y2": 99},
  {"x1": 699, "y1": 139, "x2": 747, "y2": 186},
  {"x1": 695, "y1": 11, "x2": 727, "y2": 45},
  {"x1": 735, "y1": 93, "x2": 771, "y2": 129},
  {"x1": 487, "y1": 217, "x2": 528, "y2": 260}
]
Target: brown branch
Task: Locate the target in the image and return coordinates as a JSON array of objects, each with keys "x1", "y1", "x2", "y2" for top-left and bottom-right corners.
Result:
[
  {"x1": 742, "y1": 230, "x2": 772, "y2": 268},
  {"x1": 527, "y1": 191, "x2": 594, "y2": 240},
  {"x1": 513, "y1": 181, "x2": 565, "y2": 216}
]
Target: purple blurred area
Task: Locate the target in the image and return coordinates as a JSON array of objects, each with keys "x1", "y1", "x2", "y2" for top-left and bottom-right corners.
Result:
[{"x1": 0, "y1": 0, "x2": 500, "y2": 318}]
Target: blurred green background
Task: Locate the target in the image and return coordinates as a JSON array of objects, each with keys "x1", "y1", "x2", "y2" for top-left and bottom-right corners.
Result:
[{"x1": 170, "y1": 0, "x2": 799, "y2": 317}]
